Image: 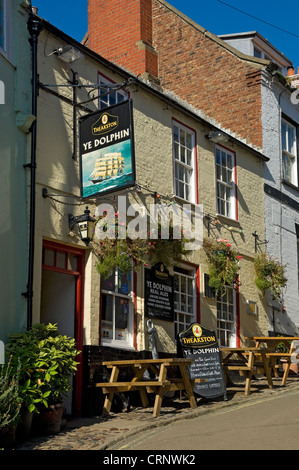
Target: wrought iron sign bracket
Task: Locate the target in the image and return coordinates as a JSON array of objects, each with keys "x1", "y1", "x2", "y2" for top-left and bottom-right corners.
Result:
[
  {"x1": 252, "y1": 230, "x2": 269, "y2": 253},
  {"x1": 38, "y1": 74, "x2": 136, "y2": 160}
]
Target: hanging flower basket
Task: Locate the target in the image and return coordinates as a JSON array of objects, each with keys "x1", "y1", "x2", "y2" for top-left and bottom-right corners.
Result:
[
  {"x1": 92, "y1": 213, "x2": 192, "y2": 278},
  {"x1": 203, "y1": 238, "x2": 242, "y2": 296},
  {"x1": 254, "y1": 253, "x2": 287, "y2": 301}
]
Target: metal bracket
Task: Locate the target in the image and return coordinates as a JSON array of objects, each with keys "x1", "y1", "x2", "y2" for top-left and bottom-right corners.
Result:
[{"x1": 252, "y1": 231, "x2": 269, "y2": 253}]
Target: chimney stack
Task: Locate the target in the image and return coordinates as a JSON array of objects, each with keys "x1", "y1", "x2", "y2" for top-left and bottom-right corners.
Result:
[
  {"x1": 88, "y1": 0, "x2": 158, "y2": 83},
  {"x1": 287, "y1": 66, "x2": 296, "y2": 76}
]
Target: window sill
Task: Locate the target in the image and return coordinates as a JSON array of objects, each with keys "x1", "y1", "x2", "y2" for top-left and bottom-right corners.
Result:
[
  {"x1": 0, "y1": 49, "x2": 15, "y2": 69},
  {"x1": 100, "y1": 341, "x2": 136, "y2": 351},
  {"x1": 282, "y1": 179, "x2": 299, "y2": 192},
  {"x1": 215, "y1": 214, "x2": 240, "y2": 227},
  {"x1": 173, "y1": 195, "x2": 197, "y2": 206}
]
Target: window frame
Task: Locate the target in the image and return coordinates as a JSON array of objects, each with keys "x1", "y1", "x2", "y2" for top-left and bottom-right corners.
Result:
[
  {"x1": 0, "y1": 0, "x2": 12, "y2": 60},
  {"x1": 281, "y1": 117, "x2": 298, "y2": 186},
  {"x1": 172, "y1": 119, "x2": 197, "y2": 204},
  {"x1": 98, "y1": 72, "x2": 129, "y2": 110},
  {"x1": 216, "y1": 285, "x2": 237, "y2": 347},
  {"x1": 174, "y1": 264, "x2": 198, "y2": 338},
  {"x1": 100, "y1": 267, "x2": 135, "y2": 350},
  {"x1": 0, "y1": 0, "x2": 6, "y2": 53},
  {"x1": 215, "y1": 144, "x2": 237, "y2": 220}
]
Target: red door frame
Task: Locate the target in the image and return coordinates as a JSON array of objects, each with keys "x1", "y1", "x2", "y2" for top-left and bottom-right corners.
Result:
[{"x1": 42, "y1": 240, "x2": 85, "y2": 417}]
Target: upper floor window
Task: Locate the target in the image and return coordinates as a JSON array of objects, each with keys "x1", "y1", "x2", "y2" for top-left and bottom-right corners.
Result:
[
  {"x1": 0, "y1": 0, "x2": 12, "y2": 59},
  {"x1": 253, "y1": 46, "x2": 284, "y2": 74},
  {"x1": 172, "y1": 120, "x2": 196, "y2": 203},
  {"x1": 98, "y1": 73, "x2": 128, "y2": 110},
  {"x1": 215, "y1": 145, "x2": 237, "y2": 219},
  {"x1": 0, "y1": 0, "x2": 6, "y2": 53},
  {"x1": 282, "y1": 118, "x2": 298, "y2": 186}
]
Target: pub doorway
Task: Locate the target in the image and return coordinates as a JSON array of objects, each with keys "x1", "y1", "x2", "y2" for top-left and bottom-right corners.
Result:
[{"x1": 40, "y1": 240, "x2": 85, "y2": 416}]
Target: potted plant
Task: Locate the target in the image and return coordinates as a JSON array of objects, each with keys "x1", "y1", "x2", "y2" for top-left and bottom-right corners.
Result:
[
  {"x1": 203, "y1": 238, "x2": 242, "y2": 296},
  {"x1": 254, "y1": 253, "x2": 287, "y2": 301},
  {"x1": 0, "y1": 358, "x2": 22, "y2": 448},
  {"x1": 6, "y1": 323, "x2": 80, "y2": 436}
]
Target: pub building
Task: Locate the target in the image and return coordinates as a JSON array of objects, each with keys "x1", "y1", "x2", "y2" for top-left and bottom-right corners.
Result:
[{"x1": 28, "y1": 13, "x2": 269, "y2": 417}]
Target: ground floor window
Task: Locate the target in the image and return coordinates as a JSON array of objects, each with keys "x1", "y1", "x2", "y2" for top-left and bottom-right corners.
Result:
[
  {"x1": 217, "y1": 286, "x2": 236, "y2": 347},
  {"x1": 101, "y1": 268, "x2": 134, "y2": 349},
  {"x1": 174, "y1": 265, "x2": 197, "y2": 337}
]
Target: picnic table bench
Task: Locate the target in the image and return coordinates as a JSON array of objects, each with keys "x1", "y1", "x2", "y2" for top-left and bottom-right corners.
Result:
[
  {"x1": 96, "y1": 357, "x2": 205, "y2": 418},
  {"x1": 246, "y1": 336, "x2": 299, "y2": 386},
  {"x1": 220, "y1": 347, "x2": 273, "y2": 395}
]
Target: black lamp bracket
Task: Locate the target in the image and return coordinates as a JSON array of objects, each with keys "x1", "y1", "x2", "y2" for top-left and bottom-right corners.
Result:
[{"x1": 252, "y1": 230, "x2": 269, "y2": 253}]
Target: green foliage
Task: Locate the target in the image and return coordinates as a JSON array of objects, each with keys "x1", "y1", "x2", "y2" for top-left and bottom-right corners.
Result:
[
  {"x1": 254, "y1": 253, "x2": 287, "y2": 301},
  {"x1": 203, "y1": 238, "x2": 242, "y2": 296},
  {"x1": 6, "y1": 323, "x2": 80, "y2": 411},
  {"x1": 93, "y1": 215, "x2": 191, "y2": 278},
  {"x1": 0, "y1": 358, "x2": 22, "y2": 429},
  {"x1": 276, "y1": 338, "x2": 291, "y2": 353}
]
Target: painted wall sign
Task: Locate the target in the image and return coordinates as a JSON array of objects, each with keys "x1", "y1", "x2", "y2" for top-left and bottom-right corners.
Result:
[
  {"x1": 145, "y1": 263, "x2": 174, "y2": 321},
  {"x1": 79, "y1": 100, "x2": 136, "y2": 198},
  {"x1": 177, "y1": 323, "x2": 227, "y2": 399}
]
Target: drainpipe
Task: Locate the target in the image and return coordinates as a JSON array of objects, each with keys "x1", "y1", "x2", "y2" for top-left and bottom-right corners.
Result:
[{"x1": 25, "y1": 12, "x2": 42, "y2": 330}]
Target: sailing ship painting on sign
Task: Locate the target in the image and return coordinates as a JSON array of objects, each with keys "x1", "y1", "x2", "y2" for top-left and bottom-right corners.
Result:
[
  {"x1": 79, "y1": 100, "x2": 136, "y2": 198},
  {"x1": 89, "y1": 153, "x2": 125, "y2": 184}
]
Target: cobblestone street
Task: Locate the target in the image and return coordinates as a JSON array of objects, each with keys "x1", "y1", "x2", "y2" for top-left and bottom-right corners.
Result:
[{"x1": 16, "y1": 375, "x2": 299, "y2": 451}]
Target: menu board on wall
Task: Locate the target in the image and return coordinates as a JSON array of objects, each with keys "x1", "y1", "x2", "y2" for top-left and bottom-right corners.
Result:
[
  {"x1": 145, "y1": 263, "x2": 174, "y2": 321},
  {"x1": 177, "y1": 323, "x2": 227, "y2": 400}
]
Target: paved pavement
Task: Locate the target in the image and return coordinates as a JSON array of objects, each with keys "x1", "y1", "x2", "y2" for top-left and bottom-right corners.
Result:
[{"x1": 16, "y1": 374, "x2": 299, "y2": 451}]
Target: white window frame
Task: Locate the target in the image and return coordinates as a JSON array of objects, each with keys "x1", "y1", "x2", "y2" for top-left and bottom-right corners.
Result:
[
  {"x1": 253, "y1": 45, "x2": 284, "y2": 74},
  {"x1": 217, "y1": 286, "x2": 237, "y2": 347},
  {"x1": 282, "y1": 118, "x2": 297, "y2": 186},
  {"x1": 172, "y1": 120, "x2": 196, "y2": 203},
  {"x1": 174, "y1": 265, "x2": 197, "y2": 338},
  {"x1": 98, "y1": 73, "x2": 128, "y2": 110},
  {"x1": 0, "y1": 0, "x2": 7, "y2": 54},
  {"x1": 100, "y1": 267, "x2": 134, "y2": 350},
  {"x1": 215, "y1": 145, "x2": 237, "y2": 220},
  {"x1": 0, "y1": 0, "x2": 12, "y2": 60}
]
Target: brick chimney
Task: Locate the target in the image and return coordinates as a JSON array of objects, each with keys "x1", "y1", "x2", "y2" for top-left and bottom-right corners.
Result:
[{"x1": 88, "y1": 0, "x2": 158, "y2": 82}]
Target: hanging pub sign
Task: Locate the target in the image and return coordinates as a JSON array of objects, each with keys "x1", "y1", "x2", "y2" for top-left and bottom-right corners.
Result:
[
  {"x1": 145, "y1": 263, "x2": 174, "y2": 321},
  {"x1": 177, "y1": 323, "x2": 227, "y2": 400},
  {"x1": 79, "y1": 99, "x2": 136, "y2": 198}
]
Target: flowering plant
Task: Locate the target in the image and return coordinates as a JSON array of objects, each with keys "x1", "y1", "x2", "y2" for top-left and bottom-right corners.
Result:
[
  {"x1": 203, "y1": 238, "x2": 242, "y2": 295},
  {"x1": 92, "y1": 213, "x2": 191, "y2": 278},
  {"x1": 254, "y1": 253, "x2": 287, "y2": 301}
]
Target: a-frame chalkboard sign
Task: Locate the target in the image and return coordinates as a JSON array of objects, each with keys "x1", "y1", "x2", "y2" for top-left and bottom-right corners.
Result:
[{"x1": 177, "y1": 323, "x2": 227, "y2": 400}]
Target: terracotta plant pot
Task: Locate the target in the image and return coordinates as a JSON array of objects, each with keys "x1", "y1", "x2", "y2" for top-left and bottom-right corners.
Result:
[
  {"x1": 33, "y1": 403, "x2": 63, "y2": 435},
  {"x1": 0, "y1": 425, "x2": 16, "y2": 449},
  {"x1": 17, "y1": 408, "x2": 33, "y2": 441}
]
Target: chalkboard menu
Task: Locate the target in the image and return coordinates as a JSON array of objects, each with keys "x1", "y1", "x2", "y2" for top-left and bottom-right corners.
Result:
[
  {"x1": 177, "y1": 323, "x2": 227, "y2": 400},
  {"x1": 145, "y1": 263, "x2": 174, "y2": 321}
]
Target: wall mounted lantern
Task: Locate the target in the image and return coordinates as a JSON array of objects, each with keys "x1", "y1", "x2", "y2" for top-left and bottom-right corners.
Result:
[
  {"x1": 207, "y1": 130, "x2": 229, "y2": 143},
  {"x1": 69, "y1": 207, "x2": 96, "y2": 246},
  {"x1": 55, "y1": 45, "x2": 83, "y2": 63}
]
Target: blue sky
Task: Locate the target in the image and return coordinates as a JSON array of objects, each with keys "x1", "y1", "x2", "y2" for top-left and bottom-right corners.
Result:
[{"x1": 32, "y1": 0, "x2": 298, "y2": 68}]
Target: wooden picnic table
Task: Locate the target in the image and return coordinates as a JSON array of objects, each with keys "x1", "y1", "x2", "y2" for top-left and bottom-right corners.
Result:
[
  {"x1": 220, "y1": 347, "x2": 273, "y2": 396},
  {"x1": 96, "y1": 358, "x2": 200, "y2": 418},
  {"x1": 246, "y1": 336, "x2": 299, "y2": 385}
]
